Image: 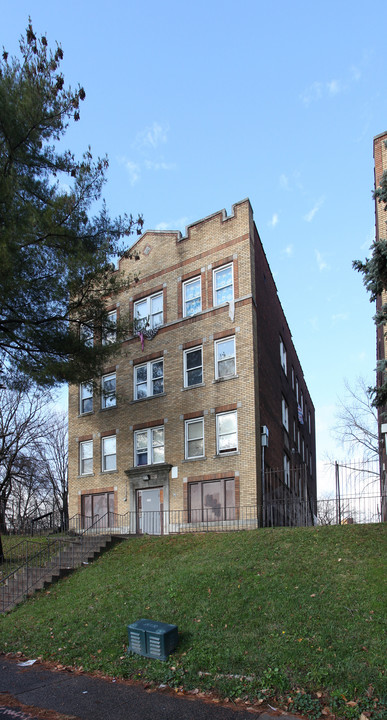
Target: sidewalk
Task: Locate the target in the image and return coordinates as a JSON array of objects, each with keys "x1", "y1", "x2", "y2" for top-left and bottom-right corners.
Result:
[{"x1": 0, "y1": 656, "x2": 301, "y2": 720}]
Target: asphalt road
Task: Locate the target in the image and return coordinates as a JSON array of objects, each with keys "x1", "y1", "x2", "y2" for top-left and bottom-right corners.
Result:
[{"x1": 0, "y1": 656, "x2": 300, "y2": 720}]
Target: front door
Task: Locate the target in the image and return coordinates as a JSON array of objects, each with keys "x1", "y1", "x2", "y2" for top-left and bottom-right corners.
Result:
[{"x1": 137, "y1": 487, "x2": 161, "y2": 535}]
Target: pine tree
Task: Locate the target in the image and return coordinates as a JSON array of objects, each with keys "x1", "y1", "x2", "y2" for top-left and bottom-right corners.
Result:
[{"x1": 0, "y1": 21, "x2": 143, "y2": 389}]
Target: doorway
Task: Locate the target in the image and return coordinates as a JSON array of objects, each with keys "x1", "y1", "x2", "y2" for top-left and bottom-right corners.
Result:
[{"x1": 137, "y1": 487, "x2": 162, "y2": 535}]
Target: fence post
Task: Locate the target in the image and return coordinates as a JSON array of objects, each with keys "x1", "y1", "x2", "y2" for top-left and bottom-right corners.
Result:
[{"x1": 335, "y1": 461, "x2": 341, "y2": 525}]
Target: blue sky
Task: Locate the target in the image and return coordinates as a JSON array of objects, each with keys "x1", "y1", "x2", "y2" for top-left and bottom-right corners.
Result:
[{"x1": 2, "y1": 0, "x2": 386, "y2": 492}]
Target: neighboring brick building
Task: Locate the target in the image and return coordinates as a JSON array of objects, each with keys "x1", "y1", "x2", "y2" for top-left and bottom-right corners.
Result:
[
  {"x1": 68, "y1": 199, "x2": 317, "y2": 533},
  {"x1": 373, "y1": 131, "x2": 387, "y2": 518}
]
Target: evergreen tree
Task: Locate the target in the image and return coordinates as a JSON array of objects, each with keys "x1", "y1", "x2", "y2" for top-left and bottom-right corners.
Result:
[
  {"x1": 0, "y1": 21, "x2": 143, "y2": 389},
  {"x1": 354, "y1": 147, "x2": 387, "y2": 407}
]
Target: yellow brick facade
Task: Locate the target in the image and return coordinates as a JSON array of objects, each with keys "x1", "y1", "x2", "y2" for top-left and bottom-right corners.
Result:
[{"x1": 68, "y1": 199, "x2": 316, "y2": 530}]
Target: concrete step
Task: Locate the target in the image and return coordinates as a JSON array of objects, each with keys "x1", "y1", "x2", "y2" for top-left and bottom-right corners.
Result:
[{"x1": 1, "y1": 534, "x2": 121, "y2": 613}]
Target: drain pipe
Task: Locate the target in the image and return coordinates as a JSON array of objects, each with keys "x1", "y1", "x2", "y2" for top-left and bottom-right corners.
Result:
[{"x1": 261, "y1": 426, "x2": 269, "y2": 527}]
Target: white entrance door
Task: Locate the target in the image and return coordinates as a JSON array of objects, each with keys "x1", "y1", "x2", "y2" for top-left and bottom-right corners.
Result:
[{"x1": 137, "y1": 487, "x2": 161, "y2": 535}]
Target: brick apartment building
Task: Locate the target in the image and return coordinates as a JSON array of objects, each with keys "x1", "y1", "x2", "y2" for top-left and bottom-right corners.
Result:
[
  {"x1": 373, "y1": 131, "x2": 387, "y2": 518},
  {"x1": 68, "y1": 199, "x2": 317, "y2": 533}
]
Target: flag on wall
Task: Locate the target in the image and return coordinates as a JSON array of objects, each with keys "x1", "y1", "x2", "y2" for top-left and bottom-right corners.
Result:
[{"x1": 298, "y1": 404, "x2": 304, "y2": 424}]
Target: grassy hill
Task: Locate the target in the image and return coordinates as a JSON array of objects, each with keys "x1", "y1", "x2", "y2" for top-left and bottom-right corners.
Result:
[{"x1": 1, "y1": 524, "x2": 386, "y2": 719}]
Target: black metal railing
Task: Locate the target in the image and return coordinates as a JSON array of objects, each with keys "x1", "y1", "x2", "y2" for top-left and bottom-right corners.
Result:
[
  {"x1": 0, "y1": 512, "x2": 113, "y2": 613},
  {"x1": 2, "y1": 494, "x2": 385, "y2": 612}
]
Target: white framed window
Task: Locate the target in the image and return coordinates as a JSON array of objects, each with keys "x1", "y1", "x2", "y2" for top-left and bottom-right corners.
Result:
[
  {"x1": 80, "y1": 383, "x2": 93, "y2": 414},
  {"x1": 215, "y1": 336, "x2": 236, "y2": 379},
  {"x1": 216, "y1": 411, "x2": 238, "y2": 454},
  {"x1": 282, "y1": 396, "x2": 289, "y2": 432},
  {"x1": 280, "y1": 337, "x2": 287, "y2": 374},
  {"x1": 102, "y1": 373, "x2": 116, "y2": 409},
  {"x1": 134, "y1": 292, "x2": 163, "y2": 330},
  {"x1": 134, "y1": 426, "x2": 165, "y2": 466},
  {"x1": 80, "y1": 323, "x2": 93, "y2": 347},
  {"x1": 102, "y1": 310, "x2": 117, "y2": 345},
  {"x1": 295, "y1": 377, "x2": 299, "y2": 402},
  {"x1": 291, "y1": 366, "x2": 295, "y2": 390},
  {"x1": 213, "y1": 264, "x2": 234, "y2": 306},
  {"x1": 102, "y1": 435, "x2": 116, "y2": 472},
  {"x1": 134, "y1": 359, "x2": 163, "y2": 399},
  {"x1": 184, "y1": 346, "x2": 203, "y2": 387},
  {"x1": 183, "y1": 276, "x2": 201, "y2": 317},
  {"x1": 185, "y1": 418, "x2": 205, "y2": 459},
  {"x1": 80, "y1": 440, "x2": 93, "y2": 476},
  {"x1": 284, "y1": 454, "x2": 290, "y2": 487}
]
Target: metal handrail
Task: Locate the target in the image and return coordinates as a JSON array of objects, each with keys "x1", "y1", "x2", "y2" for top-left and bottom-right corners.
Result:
[{"x1": 0, "y1": 527, "x2": 108, "y2": 613}]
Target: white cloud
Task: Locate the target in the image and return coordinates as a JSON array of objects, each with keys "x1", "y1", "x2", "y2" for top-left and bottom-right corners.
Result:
[
  {"x1": 309, "y1": 316, "x2": 319, "y2": 331},
  {"x1": 145, "y1": 160, "x2": 176, "y2": 171},
  {"x1": 304, "y1": 196, "x2": 325, "y2": 222},
  {"x1": 300, "y1": 81, "x2": 323, "y2": 106},
  {"x1": 135, "y1": 122, "x2": 169, "y2": 150},
  {"x1": 279, "y1": 174, "x2": 289, "y2": 190},
  {"x1": 350, "y1": 65, "x2": 361, "y2": 82},
  {"x1": 315, "y1": 249, "x2": 329, "y2": 271},
  {"x1": 361, "y1": 227, "x2": 374, "y2": 251},
  {"x1": 301, "y1": 78, "x2": 342, "y2": 106},
  {"x1": 124, "y1": 160, "x2": 140, "y2": 186},
  {"x1": 155, "y1": 216, "x2": 189, "y2": 233},
  {"x1": 282, "y1": 244, "x2": 294, "y2": 257},
  {"x1": 268, "y1": 213, "x2": 279, "y2": 228},
  {"x1": 327, "y1": 79, "x2": 340, "y2": 96},
  {"x1": 331, "y1": 313, "x2": 348, "y2": 323}
]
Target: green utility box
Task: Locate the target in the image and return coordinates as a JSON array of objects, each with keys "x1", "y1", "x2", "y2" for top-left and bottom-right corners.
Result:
[{"x1": 127, "y1": 619, "x2": 178, "y2": 661}]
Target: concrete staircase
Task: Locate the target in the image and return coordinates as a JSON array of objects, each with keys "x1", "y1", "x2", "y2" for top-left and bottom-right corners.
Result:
[{"x1": 0, "y1": 534, "x2": 120, "y2": 613}]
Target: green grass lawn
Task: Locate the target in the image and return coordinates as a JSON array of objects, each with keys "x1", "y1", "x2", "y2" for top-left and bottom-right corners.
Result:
[{"x1": 1, "y1": 524, "x2": 386, "y2": 719}]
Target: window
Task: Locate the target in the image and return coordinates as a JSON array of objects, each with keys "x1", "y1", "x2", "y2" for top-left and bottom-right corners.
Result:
[
  {"x1": 185, "y1": 418, "x2": 204, "y2": 459},
  {"x1": 183, "y1": 277, "x2": 201, "y2": 317},
  {"x1": 284, "y1": 454, "x2": 290, "y2": 487},
  {"x1": 134, "y1": 359, "x2": 163, "y2": 399},
  {"x1": 213, "y1": 264, "x2": 233, "y2": 306},
  {"x1": 216, "y1": 411, "x2": 238, "y2": 454},
  {"x1": 82, "y1": 492, "x2": 114, "y2": 528},
  {"x1": 282, "y1": 396, "x2": 289, "y2": 432},
  {"x1": 134, "y1": 426, "x2": 165, "y2": 466},
  {"x1": 308, "y1": 411, "x2": 311, "y2": 434},
  {"x1": 280, "y1": 337, "x2": 287, "y2": 374},
  {"x1": 295, "y1": 377, "x2": 299, "y2": 402},
  {"x1": 184, "y1": 346, "x2": 203, "y2": 387},
  {"x1": 215, "y1": 336, "x2": 236, "y2": 379},
  {"x1": 102, "y1": 435, "x2": 116, "y2": 472},
  {"x1": 300, "y1": 390, "x2": 304, "y2": 415},
  {"x1": 102, "y1": 373, "x2": 116, "y2": 409},
  {"x1": 102, "y1": 310, "x2": 117, "y2": 345},
  {"x1": 291, "y1": 366, "x2": 295, "y2": 390},
  {"x1": 80, "y1": 440, "x2": 93, "y2": 475},
  {"x1": 134, "y1": 292, "x2": 163, "y2": 330},
  {"x1": 80, "y1": 323, "x2": 93, "y2": 347},
  {"x1": 189, "y1": 478, "x2": 235, "y2": 522},
  {"x1": 80, "y1": 383, "x2": 93, "y2": 414}
]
